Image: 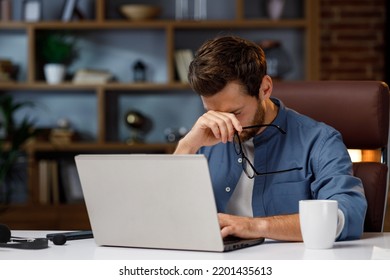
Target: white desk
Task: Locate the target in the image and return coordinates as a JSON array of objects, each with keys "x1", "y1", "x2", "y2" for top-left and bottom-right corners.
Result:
[{"x1": 1, "y1": 231, "x2": 389, "y2": 260}]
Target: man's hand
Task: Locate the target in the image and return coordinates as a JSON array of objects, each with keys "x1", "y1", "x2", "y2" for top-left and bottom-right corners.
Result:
[
  {"x1": 174, "y1": 110, "x2": 242, "y2": 154},
  {"x1": 218, "y1": 213, "x2": 263, "y2": 239},
  {"x1": 218, "y1": 213, "x2": 303, "y2": 241}
]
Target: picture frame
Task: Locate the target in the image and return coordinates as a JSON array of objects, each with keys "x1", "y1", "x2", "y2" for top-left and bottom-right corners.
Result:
[{"x1": 22, "y1": 0, "x2": 42, "y2": 22}]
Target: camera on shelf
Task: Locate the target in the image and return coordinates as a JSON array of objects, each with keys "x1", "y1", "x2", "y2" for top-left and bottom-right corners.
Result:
[{"x1": 164, "y1": 127, "x2": 188, "y2": 143}]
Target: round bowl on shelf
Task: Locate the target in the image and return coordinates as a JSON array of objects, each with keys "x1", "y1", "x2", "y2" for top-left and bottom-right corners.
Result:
[{"x1": 119, "y1": 4, "x2": 161, "y2": 21}]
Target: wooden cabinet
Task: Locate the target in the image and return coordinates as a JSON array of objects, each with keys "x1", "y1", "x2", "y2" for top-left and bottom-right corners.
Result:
[{"x1": 0, "y1": 0, "x2": 319, "y2": 229}]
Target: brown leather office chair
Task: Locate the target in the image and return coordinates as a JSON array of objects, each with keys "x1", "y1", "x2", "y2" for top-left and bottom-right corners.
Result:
[{"x1": 273, "y1": 81, "x2": 390, "y2": 232}]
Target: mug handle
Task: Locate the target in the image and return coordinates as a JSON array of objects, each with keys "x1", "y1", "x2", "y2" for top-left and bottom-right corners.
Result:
[{"x1": 336, "y1": 209, "x2": 345, "y2": 238}]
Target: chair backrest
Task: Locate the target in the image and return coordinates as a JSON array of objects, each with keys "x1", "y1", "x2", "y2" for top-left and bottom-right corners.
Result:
[{"x1": 273, "y1": 81, "x2": 390, "y2": 232}]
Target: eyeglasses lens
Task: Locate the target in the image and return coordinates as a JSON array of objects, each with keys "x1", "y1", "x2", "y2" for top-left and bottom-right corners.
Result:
[
  {"x1": 241, "y1": 156, "x2": 255, "y2": 179},
  {"x1": 233, "y1": 133, "x2": 241, "y2": 155}
]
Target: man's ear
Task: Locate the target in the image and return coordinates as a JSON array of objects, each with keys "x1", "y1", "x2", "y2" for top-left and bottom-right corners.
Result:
[{"x1": 258, "y1": 75, "x2": 273, "y2": 100}]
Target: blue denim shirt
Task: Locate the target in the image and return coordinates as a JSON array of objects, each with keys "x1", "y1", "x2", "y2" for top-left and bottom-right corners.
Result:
[{"x1": 198, "y1": 98, "x2": 367, "y2": 240}]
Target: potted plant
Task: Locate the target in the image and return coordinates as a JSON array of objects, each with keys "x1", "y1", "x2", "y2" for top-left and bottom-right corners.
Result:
[
  {"x1": 38, "y1": 32, "x2": 78, "y2": 84},
  {"x1": 0, "y1": 95, "x2": 36, "y2": 204}
]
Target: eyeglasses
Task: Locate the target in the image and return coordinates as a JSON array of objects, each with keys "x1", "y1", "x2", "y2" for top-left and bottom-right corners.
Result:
[{"x1": 233, "y1": 124, "x2": 303, "y2": 179}]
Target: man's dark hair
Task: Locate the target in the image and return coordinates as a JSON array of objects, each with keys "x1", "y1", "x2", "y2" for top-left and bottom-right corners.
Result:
[{"x1": 188, "y1": 36, "x2": 267, "y2": 97}]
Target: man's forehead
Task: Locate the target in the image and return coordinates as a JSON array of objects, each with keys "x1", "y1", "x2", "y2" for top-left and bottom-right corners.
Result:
[
  {"x1": 201, "y1": 82, "x2": 248, "y2": 112},
  {"x1": 202, "y1": 100, "x2": 241, "y2": 114}
]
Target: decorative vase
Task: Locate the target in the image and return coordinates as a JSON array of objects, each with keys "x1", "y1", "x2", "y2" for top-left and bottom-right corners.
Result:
[
  {"x1": 44, "y1": 63, "x2": 66, "y2": 84},
  {"x1": 267, "y1": 0, "x2": 285, "y2": 20}
]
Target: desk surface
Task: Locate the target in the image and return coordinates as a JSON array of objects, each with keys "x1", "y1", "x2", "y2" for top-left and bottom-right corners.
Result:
[{"x1": 1, "y1": 231, "x2": 390, "y2": 260}]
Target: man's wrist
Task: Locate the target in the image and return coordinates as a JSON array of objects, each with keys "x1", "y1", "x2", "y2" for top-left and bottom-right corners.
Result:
[{"x1": 174, "y1": 137, "x2": 200, "y2": 154}]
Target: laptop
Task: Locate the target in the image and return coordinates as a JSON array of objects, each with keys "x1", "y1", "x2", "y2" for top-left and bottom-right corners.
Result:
[{"x1": 75, "y1": 154, "x2": 264, "y2": 252}]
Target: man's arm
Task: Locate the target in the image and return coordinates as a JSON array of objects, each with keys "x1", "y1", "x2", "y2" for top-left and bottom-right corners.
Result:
[
  {"x1": 218, "y1": 213, "x2": 303, "y2": 241},
  {"x1": 174, "y1": 131, "x2": 203, "y2": 154},
  {"x1": 174, "y1": 110, "x2": 242, "y2": 154},
  {"x1": 313, "y1": 131, "x2": 366, "y2": 240}
]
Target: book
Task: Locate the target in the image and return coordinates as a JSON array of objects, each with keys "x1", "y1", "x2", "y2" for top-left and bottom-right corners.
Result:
[
  {"x1": 49, "y1": 128, "x2": 75, "y2": 145},
  {"x1": 38, "y1": 160, "x2": 50, "y2": 205},
  {"x1": 59, "y1": 159, "x2": 83, "y2": 203},
  {"x1": 0, "y1": 0, "x2": 12, "y2": 21},
  {"x1": 174, "y1": 49, "x2": 194, "y2": 83},
  {"x1": 72, "y1": 68, "x2": 113, "y2": 84},
  {"x1": 62, "y1": 0, "x2": 77, "y2": 22},
  {"x1": 38, "y1": 160, "x2": 61, "y2": 205},
  {"x1": 50, "y1": 160, "x2": 60, "y2": 205}
]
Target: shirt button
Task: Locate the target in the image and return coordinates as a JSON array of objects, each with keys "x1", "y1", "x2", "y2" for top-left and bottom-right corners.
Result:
[
  {"x1": 237, "y1": 158, "x2": 242, "y2": 163},
  {"x1": 225, "y1": 187, "x2": 231, "y2": 192}
]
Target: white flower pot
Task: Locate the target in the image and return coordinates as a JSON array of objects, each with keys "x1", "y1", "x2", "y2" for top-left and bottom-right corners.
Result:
[{"x1": 44, "y1": 63, "x2": 66, "y2": 84}]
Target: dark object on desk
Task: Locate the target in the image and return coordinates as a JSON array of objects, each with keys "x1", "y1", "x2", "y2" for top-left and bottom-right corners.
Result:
[
  {"x1": 0, "y1": 223, "x2": 48, "y2": 249},
  {"x1": 0, "y1": 223, "x2": 11, "y2": 242},
  {"x1": 46, "y1": 230, "x2": 93, "y2": 245}
]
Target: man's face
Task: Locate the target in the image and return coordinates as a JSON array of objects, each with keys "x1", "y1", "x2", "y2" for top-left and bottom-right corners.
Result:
[
  {"x1": 240, "y1": 100, "x2": 265, "y2": 141},
  {"x1": 201, "y1": 81, "x2": 265, "y2": 142}
]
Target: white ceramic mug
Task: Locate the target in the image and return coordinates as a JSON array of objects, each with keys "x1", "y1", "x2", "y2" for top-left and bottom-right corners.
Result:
[{"x1": 299, "y1": 200, "x2": 344, "y2": 249}]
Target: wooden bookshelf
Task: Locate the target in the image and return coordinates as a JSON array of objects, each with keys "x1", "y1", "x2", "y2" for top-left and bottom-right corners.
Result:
[{"x1": 0, "y1": 0, "x2": 320, "y2": 229}]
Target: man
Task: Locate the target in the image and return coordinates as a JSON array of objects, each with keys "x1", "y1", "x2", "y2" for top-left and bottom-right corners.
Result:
[{"x1": 174, "y1": 36, "x2": 367, "y2": 241}]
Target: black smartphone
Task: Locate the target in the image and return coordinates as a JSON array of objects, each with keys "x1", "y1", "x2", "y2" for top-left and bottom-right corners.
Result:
[{"x1": 46, "y1": 230, "x2": 93, "y2": 241}]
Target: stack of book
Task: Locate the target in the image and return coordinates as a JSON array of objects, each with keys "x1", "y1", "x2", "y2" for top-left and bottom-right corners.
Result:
[
  {"x1": 38, "y1": 160, "x2": 60, "y2": 205},
  {"x1": 49, "y1": 128, "x2": 76, "y2": 145},
  {"x1": 72, "y1": 68, "x2": 113, "y2": 84},
  {"x1": 39, "y1": 159, "x2": 83, "y2": 204}
]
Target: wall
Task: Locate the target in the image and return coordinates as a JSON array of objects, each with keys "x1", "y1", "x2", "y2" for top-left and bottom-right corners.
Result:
[
  {"x1": 320, "y1": 0, "x2": 390, "y2": 232},
  {"x1": 320, "y1": 0, "x2": 386, "y2": 81}
]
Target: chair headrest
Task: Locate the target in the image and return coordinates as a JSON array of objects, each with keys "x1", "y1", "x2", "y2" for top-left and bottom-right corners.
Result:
[{"x1": 273, "y1": 81, "x2": 390, "y2": 149}]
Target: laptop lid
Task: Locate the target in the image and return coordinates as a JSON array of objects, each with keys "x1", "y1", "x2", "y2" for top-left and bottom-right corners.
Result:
[{"x1": 75, "y1": 154, "x2": 264, "y2": 252}]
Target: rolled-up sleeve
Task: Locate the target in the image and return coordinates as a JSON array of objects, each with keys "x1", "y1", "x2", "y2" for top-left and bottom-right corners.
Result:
[{"x1": 311, "y1": 130, "x2": 367, "y2": 240}]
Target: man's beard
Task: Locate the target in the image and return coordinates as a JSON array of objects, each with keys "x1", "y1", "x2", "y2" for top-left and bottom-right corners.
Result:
[{"x1": 240, "y1": 100, "x2": 265, "y2": 142}]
